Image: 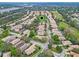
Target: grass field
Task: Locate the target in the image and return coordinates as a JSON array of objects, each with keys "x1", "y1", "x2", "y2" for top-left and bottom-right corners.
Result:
[{"x1": 37, "y1": 15, "x2": 47, "y2": 23}]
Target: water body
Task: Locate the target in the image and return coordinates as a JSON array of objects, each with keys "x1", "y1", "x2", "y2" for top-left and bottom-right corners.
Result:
[
  {"x1": 0, "y1": 7, "x2": 20, "y2": 13},
  {"x1": 0, "y1": 2, "x2": 79, "y2": 7},
  {"x1": 0, "y1": 2, "x2": 79, "y2": 13}
]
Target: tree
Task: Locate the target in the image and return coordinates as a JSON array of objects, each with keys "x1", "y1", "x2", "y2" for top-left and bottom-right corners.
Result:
[
  {"x1": 0, "y1": 41, "x2": 6, "y2": 52},
  {"x1": 66, "y1": 34, "x2": 79, "y2": 45},
  {"x1": 51, "y1": 34, "x2": 61, "y2": 44},
  {"x1": 48, "y1": 43, "x2": 52, "y2": 49},
  {"x1": 69, "y1": 18, "x2": 77, "y2": 27},
  {"x1": 58, "y1": 22, "x2": 69, "y2": 31},
  {"x1": 10, "y1": 47, "x2": 21, "y2": 57},
  {"x1": 1, "y1": 25, "x2": 7, "y2": 30},
  {"x1": 56, "y1": 46, "x2": 62, "y2": 53},
  {"x1": 0, "y1": 29, "x2": 9, "y2": 38},
  {"x1": 29, "y1": 30, "x2": 36, "y2": 38}
]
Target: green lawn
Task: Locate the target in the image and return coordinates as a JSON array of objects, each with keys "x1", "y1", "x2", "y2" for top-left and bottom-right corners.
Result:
[
  {"x1": 37, "y1": 15, "x2": 47, "y2": 23},
  {"x1": 58, "y1": 22, "x2": 69, "y2": 31},
  {"x1": 51, "y1": 11, "x2": 65, "y2": 22}
]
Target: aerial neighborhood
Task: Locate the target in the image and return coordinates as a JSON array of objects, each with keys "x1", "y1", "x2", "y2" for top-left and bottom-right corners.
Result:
[{"x1": 0, "y1": 2, "x2": 79, "y2": 57}]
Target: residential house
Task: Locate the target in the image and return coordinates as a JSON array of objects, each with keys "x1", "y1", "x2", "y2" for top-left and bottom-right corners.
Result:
[{"x1": 25, "y1": 44, "x2": 36, "y2": 55}]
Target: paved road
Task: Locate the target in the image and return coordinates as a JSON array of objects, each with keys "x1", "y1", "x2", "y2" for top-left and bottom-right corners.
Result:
[{"x1": 46, "y1": 11, "x2": 67, "y2": 57}]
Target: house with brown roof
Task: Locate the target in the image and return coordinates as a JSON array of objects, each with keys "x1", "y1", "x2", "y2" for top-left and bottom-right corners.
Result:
[
  {"x1": 2, "y1": 36, "x2": 16, "y2": 43},
  {"x1": 19, "y1": 43, "x2": 31, "y2": 52},
  {"x1": 10, "y1": 38, "x2": 20, "y2": 45},
  {"x1": 70, "y1": 51, "x2": 79, "y2": 57},
  {"x1": 11, "y1": 24, "x2": 22, "y2": 32},
  {"x1": 25, "y1": 44, "x2": 36, "y2": 55},
  {"x1": 37, "y1": 24, "x2": 45, "y2": 36},
  {"x1": 14, "y1": 41, "x2": 24, "y2": 47},
  {"x1": 62, "y1": 40, "x2": 72, "y2": 46}
]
